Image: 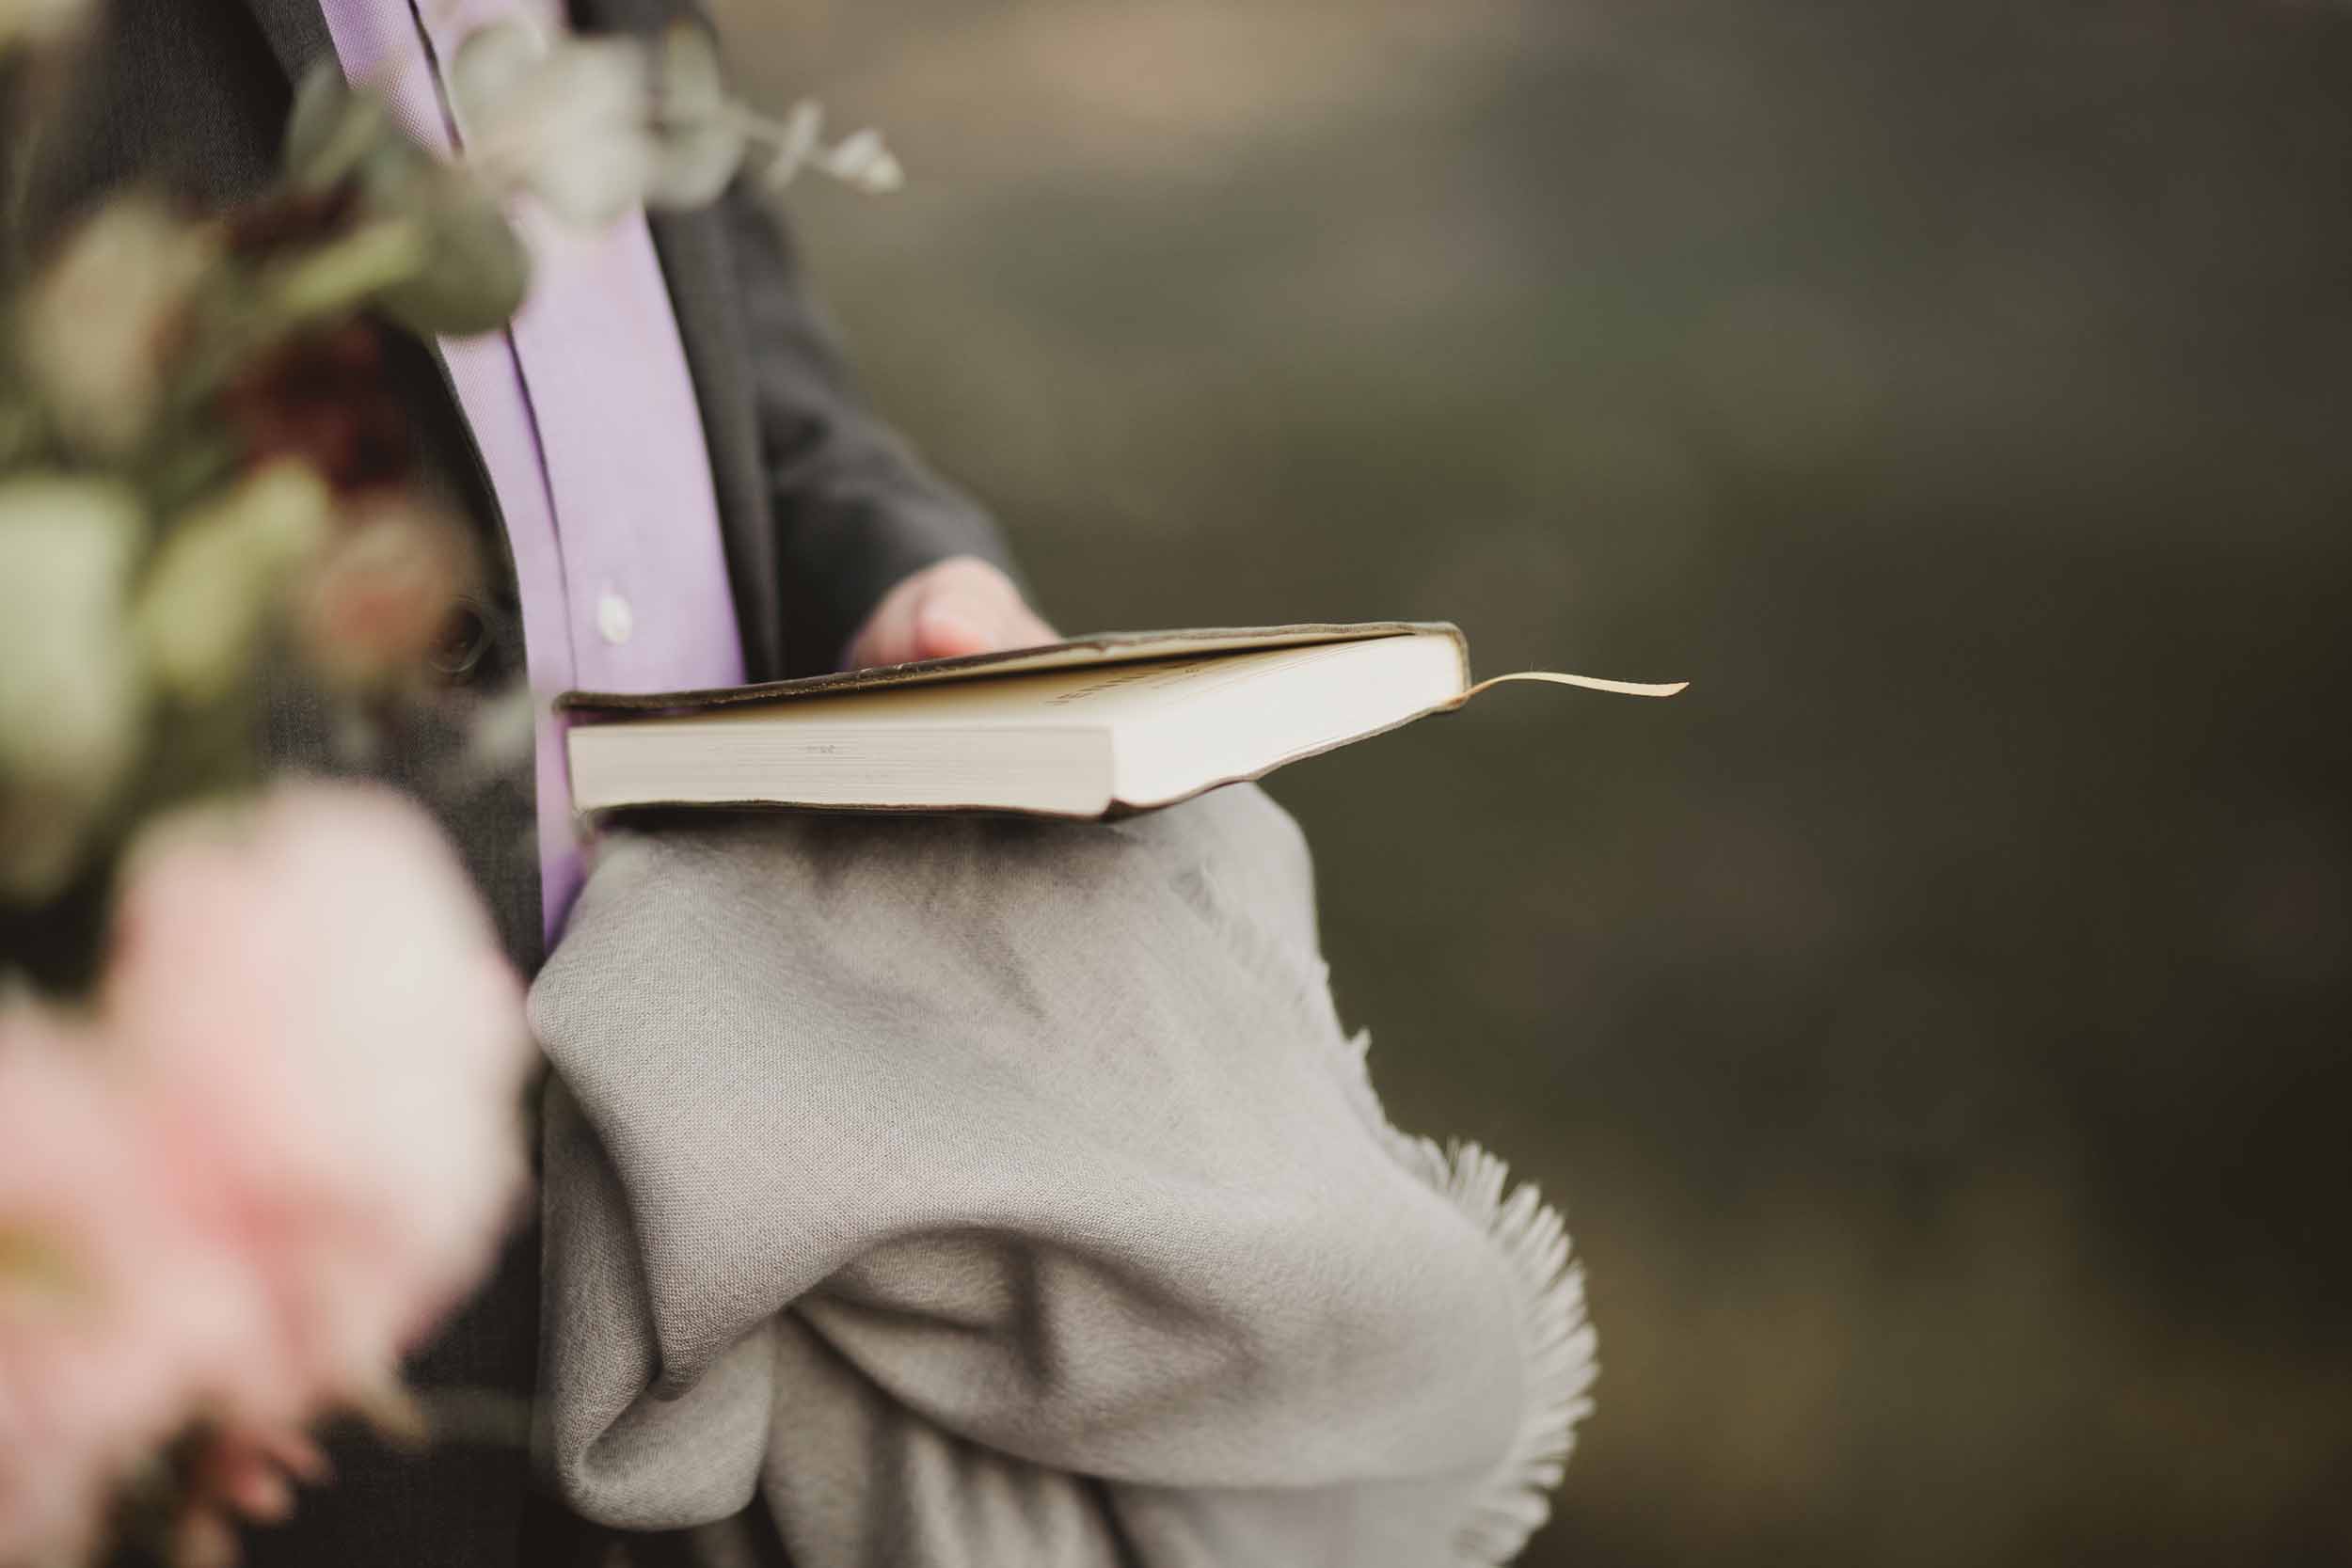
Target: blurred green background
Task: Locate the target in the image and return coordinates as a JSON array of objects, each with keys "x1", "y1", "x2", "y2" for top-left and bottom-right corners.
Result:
[{"x1": 712, "y1": 1, "x2": 2351, "y2": 1561}]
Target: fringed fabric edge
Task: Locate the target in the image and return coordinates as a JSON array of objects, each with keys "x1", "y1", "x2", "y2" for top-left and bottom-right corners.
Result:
[{"x1": 1334, "y1": 1027, "x2": 1599, "y2": 1567}]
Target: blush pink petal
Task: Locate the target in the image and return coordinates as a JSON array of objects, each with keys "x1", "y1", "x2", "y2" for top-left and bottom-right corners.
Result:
[
  {"x1": 103, "y1": 782, "x2": 535, "y2": 1426},
  {"x1": 3, "y1": 782, "x2": 531, "y2": 1558}
]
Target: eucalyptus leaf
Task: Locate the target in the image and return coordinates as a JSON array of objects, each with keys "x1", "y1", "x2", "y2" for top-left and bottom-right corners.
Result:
[
  {"x1": 647, "y1": 118, "x2": 747, "y2": 208},
  {"x1": 263, "y1": 218, "x2": 430, "y2": 322},
  {"x1": 483, "y1": 38, "x2": 658, "y2": 227},
  {"x1": 135, "y1": 460, "x2": 331, "y2": 704},
  {"x1": 445, "y1": 26, "x2": 665, "y2": 226},
  {"x1": 344, "y1": 134, "x2": 531, "y2": 337},
  {"x1": 375, "y1": 172, "x2": 531, "y2": 337},
  {"x1": 0, "y1": 475, "x2": 150, "y2": 902},
  {"x1": 285, "y1": 66, "x2": 396, "y2": 193},
  {"x1": 655, "y1": 21, "x2": 725, "y2": 120},
  {"x1": 446, "y1": 18, "x2": 544, "y2": 147},
  {"x1": 644, "y1": 20, "x2": 745, "y2": 205},
  {"x1": 529, "y1": 131, "x2": 659, "y2": 229},
  {"x1": 819, "y1": 127, "x2": 902, "y2": 194},
  {"x1": 760, "y1": 101, "x2": 824, "y2": 191}
]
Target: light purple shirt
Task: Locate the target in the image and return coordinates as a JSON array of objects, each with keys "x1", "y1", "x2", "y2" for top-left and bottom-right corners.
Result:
[{"x1": 319, "y1": 0, "x2": 745, "y2": 943}]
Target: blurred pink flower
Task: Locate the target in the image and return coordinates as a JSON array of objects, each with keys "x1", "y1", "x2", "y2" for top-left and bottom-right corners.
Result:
[
  {"x1": 0, "y1": 781, "x2": 532, "y2": 1561},
  {"x1": 104, "y1": 781, "x2": 534, "y2": 1429},
  {"x1": 0, "y1": 1007, "x2": 199, "y2": 1564},
  {"x1": 293, "y1": 499, "x2": 475, "y2": 690}
]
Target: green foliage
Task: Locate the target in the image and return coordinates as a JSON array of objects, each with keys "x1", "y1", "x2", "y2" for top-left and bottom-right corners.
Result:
[
  {"x1": 284, "y1": 65, "x2": 532, "y2": 337},
  {"x1": 646, "y1": 22, "x2": 748, "y2": 207},
  {"x1": 0, "y1": 61, "x2": 539, "y2": 979}
]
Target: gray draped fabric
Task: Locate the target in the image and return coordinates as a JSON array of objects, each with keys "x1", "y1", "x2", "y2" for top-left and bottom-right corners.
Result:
[{"x1": 532, "y1": 786, "x2": 1595, "y2": 1566}]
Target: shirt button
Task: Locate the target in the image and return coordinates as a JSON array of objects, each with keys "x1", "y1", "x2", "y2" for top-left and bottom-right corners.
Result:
[
  {"x1": 596, "y1": 590, "x2": 634, "y2": 646},
  {"x1": 431, "y1": 595, "x2": 494, "y2": 681}
]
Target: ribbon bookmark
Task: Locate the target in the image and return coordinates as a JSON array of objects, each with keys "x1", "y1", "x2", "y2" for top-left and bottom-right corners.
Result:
[{"x1": 1457, "y1": 671, "x2": 1690, "y2": 702}]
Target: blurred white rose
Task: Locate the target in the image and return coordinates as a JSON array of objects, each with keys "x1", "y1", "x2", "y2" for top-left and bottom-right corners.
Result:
[
  {"x1": 18, "y1": 196, "x2": 222, "y2": 461},
  {"x1": 0, "y1": 475, "x2": 147, "y2": 899},
  {"x1": 134, "y1": 460, "x2": 333, "y2": 703}
]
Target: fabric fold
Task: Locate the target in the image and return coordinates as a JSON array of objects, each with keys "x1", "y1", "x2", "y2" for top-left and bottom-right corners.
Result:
[{"x1": 533, "y1": 785, "x2": 1594, "y2": 1566}]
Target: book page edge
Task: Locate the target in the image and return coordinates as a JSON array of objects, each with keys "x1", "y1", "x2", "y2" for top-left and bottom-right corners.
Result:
[{"x1": 557, "y1": 622, "x2": 1466, "y2": 716}]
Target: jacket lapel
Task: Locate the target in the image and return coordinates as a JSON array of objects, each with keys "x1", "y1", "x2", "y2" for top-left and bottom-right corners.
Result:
[{"x1": 642, "y1": 205, "x2": 785, "y2": 680}]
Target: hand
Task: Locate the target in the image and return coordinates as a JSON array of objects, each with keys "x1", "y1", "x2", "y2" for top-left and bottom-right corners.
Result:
[{"x1": 841, "y1": 556, "x2": 1057, "y2": 670}]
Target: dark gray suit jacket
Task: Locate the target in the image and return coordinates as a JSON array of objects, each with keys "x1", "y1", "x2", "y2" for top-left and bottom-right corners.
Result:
[{"x1": 8, "y1": 1, "x2": 1017, "y2": 1560}]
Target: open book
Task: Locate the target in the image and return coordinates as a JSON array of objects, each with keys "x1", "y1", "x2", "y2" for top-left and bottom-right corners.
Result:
[{"x1": 561, "y1": 622, "x2": 1684, "y2": 819}]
